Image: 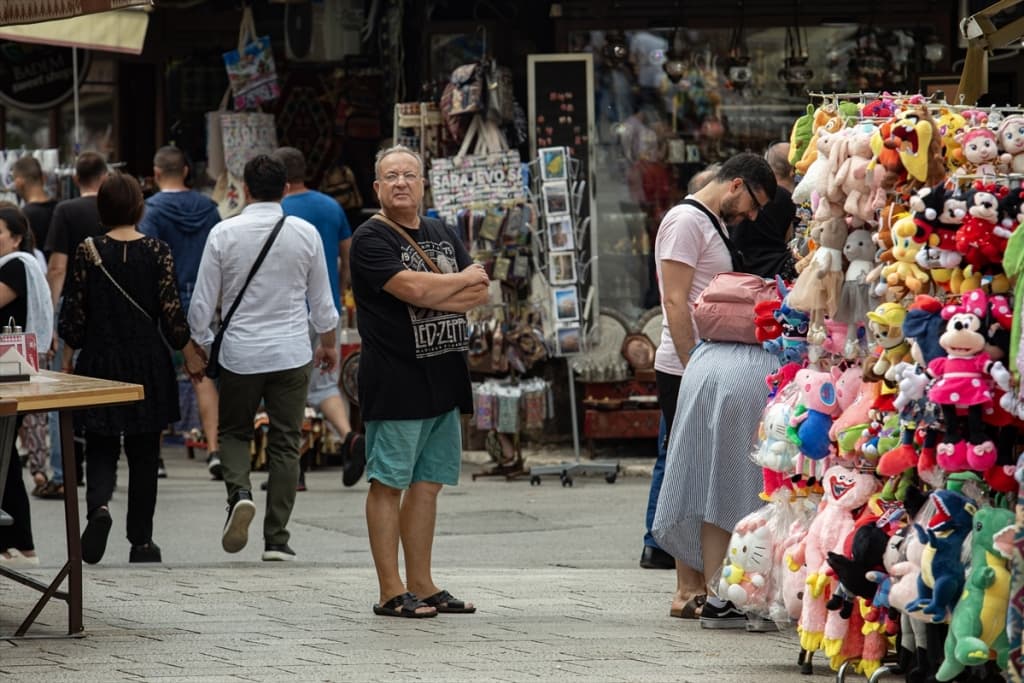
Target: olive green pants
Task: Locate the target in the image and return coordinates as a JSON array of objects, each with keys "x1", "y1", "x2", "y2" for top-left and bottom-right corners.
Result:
[{"x1": 218, "y1": 362, "x2": 312, "y2": 545}]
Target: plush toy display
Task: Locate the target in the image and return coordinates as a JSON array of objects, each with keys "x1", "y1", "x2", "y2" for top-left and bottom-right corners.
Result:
[
  {"x1": 725, "y1": 95, "x2": 1024, "y2": 680},
  {"x1": 935, "y1": 505, "x2": 1015, "y2": 681}
]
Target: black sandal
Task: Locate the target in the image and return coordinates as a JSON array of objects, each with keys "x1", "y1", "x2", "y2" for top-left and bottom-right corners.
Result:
[
  {"x1": 421, "y1": 589, "x2": 476, "y2": 614},
  {"x1": 670, "y1": 593, "x2": 707, "y2": 619},
  {"x1": 372, "y1": 592, "x2": 437, "y2": 618}
]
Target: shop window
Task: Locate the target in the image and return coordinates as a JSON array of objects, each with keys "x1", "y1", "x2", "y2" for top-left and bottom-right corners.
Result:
[
  {"x1": 566, "y1": 24, "x2": 940, "y2": 322},
  {"x1": 58, "y1": 57, "x2": 116, "y2": 161}
]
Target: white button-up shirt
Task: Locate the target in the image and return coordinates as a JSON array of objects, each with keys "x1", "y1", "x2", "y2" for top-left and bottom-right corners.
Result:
[{"x1": 188, "y1": 202, "x2": 339, "y2": 374}]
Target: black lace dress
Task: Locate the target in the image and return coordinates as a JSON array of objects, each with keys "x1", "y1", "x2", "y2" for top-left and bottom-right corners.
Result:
[{"x1": 58, "y1": 235, "x2": 191, "y2": 435}]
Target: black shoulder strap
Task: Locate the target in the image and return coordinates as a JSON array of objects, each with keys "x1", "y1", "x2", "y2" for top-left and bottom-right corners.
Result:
[
  {"x1": 681, "y1": 198, "x2": 742, "y2": 271},
  {"x1": 219, "y1": 216, "x2": 286, "y2": 333}
]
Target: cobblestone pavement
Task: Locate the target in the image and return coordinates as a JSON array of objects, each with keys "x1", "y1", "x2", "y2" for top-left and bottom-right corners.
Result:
[{"x1": 0, "y1": 445, "x2": 833, "y2": 682}]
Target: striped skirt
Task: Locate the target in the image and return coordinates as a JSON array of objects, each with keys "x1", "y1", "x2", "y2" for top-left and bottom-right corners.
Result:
[{"x1": 651, "y1": 341, "x2": 779, "y2": 572}]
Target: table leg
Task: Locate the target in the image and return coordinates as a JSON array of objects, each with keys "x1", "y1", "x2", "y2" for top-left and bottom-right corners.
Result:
[{"x1": 60, "y1": 409, "x2": 83, "y2": 634}]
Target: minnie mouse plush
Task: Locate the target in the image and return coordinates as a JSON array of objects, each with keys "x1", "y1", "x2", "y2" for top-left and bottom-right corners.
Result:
[{"x1": 928, "y1": 290, "x2": 998, "y2": 472}]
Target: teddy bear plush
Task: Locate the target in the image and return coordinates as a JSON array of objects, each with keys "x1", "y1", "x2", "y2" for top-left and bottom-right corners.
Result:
[{"x1": 833, "y1": 124, "x2": 878, "y2": 226}]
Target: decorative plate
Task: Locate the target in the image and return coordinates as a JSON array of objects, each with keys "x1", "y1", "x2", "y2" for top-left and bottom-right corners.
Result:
[
  {"x1": 621, "y1": 332, "x2": 656, "y2": 370},
  {"x1": 637, "y1": 307, "x2": 664, "y2": 348}
]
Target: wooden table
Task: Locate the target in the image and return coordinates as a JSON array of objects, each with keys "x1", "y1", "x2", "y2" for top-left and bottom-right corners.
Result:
[{"x1": 0, "y1": 370, "x2": 144, "y2": 639}]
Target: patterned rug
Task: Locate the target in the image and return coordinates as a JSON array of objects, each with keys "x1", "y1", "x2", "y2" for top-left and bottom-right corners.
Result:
[{"x1": 273, "y1": 71, "x2": 335, "y2": 187}]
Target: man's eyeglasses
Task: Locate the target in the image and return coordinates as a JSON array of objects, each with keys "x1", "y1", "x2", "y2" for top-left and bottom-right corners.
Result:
[
  {"x1": 380, "y1": 172, "x2": 421, "y2": 185},
  {"x1": 742, "y1": 180, "x2": 767, "y2": 211}
]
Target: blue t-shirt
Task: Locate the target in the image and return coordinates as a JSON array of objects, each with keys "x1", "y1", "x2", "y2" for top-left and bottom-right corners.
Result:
[{"x1": 282, "y1": 190, "x2": 351, "y2": 312}]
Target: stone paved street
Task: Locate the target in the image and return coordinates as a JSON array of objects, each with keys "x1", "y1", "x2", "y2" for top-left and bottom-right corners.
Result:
[{"x1": 0, "y1": 445, "x2": 833, "y2": 682}]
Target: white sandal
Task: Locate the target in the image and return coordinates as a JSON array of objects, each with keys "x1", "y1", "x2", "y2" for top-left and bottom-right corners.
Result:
[{"x1": 0, "y1": 548, "x2": 40, "y2": 568}]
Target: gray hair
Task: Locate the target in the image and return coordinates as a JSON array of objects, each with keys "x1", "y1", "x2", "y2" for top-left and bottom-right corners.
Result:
[
  {"x1": 375, "y1": 145, "x2": 424, "y2": 179},
  {"x1": 687, "y1": 164, "x2": 720, "y2": 194}
]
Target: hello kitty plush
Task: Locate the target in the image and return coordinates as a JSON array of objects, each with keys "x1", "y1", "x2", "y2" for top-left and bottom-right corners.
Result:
[
  {"x1": 719, "y1": 510, "x2": 775, "y2": 613},
  {"x1": 754, "y1": 382, "x2": 802, "y2": 475},
  {"x1": 998, "y1": 114, "x2": 1024, "y2": 173}
]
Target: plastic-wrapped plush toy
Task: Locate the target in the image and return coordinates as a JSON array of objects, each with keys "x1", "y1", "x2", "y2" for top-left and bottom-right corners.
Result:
[
  {"x1": 906, "y1": 489, "x2": 977, "y2": 623},
  {"x1": 999, "y1": 114, "x2": 1024, "y2": 174},
  {"x1": 929, "y1": 290, "x2": 998, "y2": 472},
  {"x1": 789, "y1": 465, "x2": 879, "y2": 654},
  {"x1": 718, "y1": 507, "x2": 775, "y2": 614},
  {"x1": 934, "y1": 505, "x2": 1014, "y2": 681},
  {"x1": 833, "y1": 229, "x2": 874, "y2": 357},
  {"x1": 787, "y1": 367, "x2": 842, "y2": 483},
  {"x1": 787, "y1": 217, "x2": 846, "y2": 343}
]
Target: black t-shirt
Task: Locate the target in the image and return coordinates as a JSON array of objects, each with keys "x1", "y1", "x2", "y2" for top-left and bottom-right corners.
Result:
[
  {"x1": 22, "y1": 199, "x2": 57, "y2": 255},
  {"x1": 0, "y1": 258, "x2": 28, "y2": 330},
  {"x1": 350, "y1": 216, "x2": 474, "y2": 421},
  {"x1": 731, "y1": 185, "x2": 797, "y2": 279},
  {"x1": 45, "y1": 196, "x2": 103, "y2": 292}
]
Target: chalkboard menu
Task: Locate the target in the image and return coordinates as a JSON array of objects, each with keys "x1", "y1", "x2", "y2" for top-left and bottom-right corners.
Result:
[{"x1": 527, "y1": 54, "x2": 594, "y2": 185}]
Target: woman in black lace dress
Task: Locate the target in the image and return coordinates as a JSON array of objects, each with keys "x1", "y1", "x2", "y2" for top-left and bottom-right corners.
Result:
[{"x1": 58, "y1": 173, "x2": 206, "y2": 564}]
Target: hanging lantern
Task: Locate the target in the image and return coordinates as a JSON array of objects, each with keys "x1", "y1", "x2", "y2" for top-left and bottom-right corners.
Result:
[
  {"x1": 662, "y1": 27, "x2": 689, "y2": 84},
  {"x1": 726, "y1": 1, "x2": 752, "y2": 91},
  {"x1": 778, "y1": 2, "x2": 813, "y2": 96},
  {"x1": 602, "y1": 29, "x2": 629, "y2": 66}
]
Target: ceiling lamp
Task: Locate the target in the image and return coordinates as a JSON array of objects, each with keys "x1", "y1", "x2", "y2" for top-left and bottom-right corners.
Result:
[
  {"x1": 778, "y1": 1, "x2": 813, "y2": 96},
  {"x1": 602, "y1": 29, "x2": 629, "y2": 66},
  {"x1": 726, "y1": 1, "x2": 752, "y2": 91},
  {"x1": 662, "y1": 27, "x2": 689, "y2": 84}
]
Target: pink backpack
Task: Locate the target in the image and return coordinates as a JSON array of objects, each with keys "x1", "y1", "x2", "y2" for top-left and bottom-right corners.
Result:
[{"x1": 692, "y1": 272, "x2": 780, "y2": 344}]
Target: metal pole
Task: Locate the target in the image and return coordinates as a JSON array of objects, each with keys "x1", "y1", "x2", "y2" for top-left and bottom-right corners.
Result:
[
  {"x1": 567, "y1": 359, "x2": 580, "y2": 462},
  {"x1": 72, "y1": 47, "x2": 80, "y2": 154}
]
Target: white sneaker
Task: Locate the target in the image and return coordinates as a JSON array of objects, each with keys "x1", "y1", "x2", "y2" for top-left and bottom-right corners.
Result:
[{"x1": 0, "y1": 548, "x2": 40, "y2": 568}]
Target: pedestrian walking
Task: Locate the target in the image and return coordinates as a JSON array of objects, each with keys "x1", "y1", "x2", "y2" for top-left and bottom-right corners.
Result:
[
  {"x1": 59, "y1": 173, "x2": 204, "y2": 564},
  {"x1": 188, "y1": 155, "x2": 338, "y2": 562}
]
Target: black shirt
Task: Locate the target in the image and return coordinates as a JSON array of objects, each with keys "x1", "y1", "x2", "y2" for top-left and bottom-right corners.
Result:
[
  {"x1": 22, "y1": 199, "x2": 57, "y2": 255},
  {"x1": 731, "y1": 185, "x2": 797, "y2": 279},
  {"x1": 45, "y1": 195, "x2": 103, "y2": 293},
  {"x1": 350, "y1": 216, "x2": 474, "y2": 421},
  {"x1": 0, "y1": 258, "x2": 28, "y2": 330}
]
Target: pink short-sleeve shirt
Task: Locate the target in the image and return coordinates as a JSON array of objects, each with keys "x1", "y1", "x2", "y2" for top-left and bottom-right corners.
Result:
[{"x1": 653, "y1": 199, "x2": 732, "y2": 376}]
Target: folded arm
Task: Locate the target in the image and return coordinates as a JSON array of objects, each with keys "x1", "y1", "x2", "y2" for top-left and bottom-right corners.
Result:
[{"x1": 383, "y1": 264, "x2": 489, "y2": 309}]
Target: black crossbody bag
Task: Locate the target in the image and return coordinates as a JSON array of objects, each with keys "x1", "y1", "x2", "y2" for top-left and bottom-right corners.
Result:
[
  {"x1": 681, "y1": 198, "x2": 746, "y2": 273},
  {"x1": 205, "y1": 216, "x2": 286, "y2": 379}
]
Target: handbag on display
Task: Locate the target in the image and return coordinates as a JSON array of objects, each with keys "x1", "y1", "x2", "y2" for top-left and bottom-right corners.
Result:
[
  {"x1": 485, "y1": 62, "x2": 514, "y2": 125},
  {"x1": 222, "y1": 6, "x2": 280, "y2": 110},
  {"x1": 210, "y1": 104, "x2": 278, "y2": 218}
]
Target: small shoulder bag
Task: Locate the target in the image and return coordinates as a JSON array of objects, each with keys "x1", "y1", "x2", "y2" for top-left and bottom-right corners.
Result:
[{"x1": 373, "y1": 213, "x2": 442, "y2": 274}]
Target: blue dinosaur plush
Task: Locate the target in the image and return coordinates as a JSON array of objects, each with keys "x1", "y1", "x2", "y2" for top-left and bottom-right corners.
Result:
[{"x1": 906, "y1": 489, "x2": 977, "y2": 623}]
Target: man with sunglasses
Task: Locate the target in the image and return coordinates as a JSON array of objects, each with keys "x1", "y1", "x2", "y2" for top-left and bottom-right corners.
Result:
[{"x1": 641, "y1": 153, "x2": 775, "y2": 611}]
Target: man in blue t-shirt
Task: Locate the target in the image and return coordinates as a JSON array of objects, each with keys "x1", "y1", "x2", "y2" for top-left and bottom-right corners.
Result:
[
  {"x1": 273, "y1": 147, "x2": 364, "y2": 489},
  {"x1": 139, "y1": 146, "x2": 223, "y2": 481}
]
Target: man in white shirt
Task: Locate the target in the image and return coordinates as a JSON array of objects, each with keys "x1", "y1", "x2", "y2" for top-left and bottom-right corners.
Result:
[{"x1": 188, "y1": 155, "x2": 339, "y2": 562}]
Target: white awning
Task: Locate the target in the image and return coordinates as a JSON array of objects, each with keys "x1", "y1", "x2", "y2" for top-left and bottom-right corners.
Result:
[
  {"x1": 0, "y1": 6, "x2": 150, "y2": 55},
  {"x1": 0, "y1": 1, "x2": 149, "y2": 26}
]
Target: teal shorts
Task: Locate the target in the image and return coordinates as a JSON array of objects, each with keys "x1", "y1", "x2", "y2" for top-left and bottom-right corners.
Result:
[{"x1": 365, "y1": 408, "x2": 462, "y2": 488}]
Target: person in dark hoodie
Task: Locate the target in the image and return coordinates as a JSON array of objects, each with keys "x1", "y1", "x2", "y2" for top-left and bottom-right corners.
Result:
[{"x1": 139, "y1": 146, "x2": 223, "y2": 480}]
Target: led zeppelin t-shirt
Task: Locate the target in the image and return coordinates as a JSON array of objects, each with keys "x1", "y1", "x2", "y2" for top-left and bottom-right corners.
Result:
[{"x1": 350, "y1": 215, "x2": 474, "y2": 421}]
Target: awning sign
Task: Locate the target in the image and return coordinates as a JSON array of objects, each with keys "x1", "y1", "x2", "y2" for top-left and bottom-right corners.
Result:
[{"x1": 0, "y1": 41, "x2": 89, "y2": 110}]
